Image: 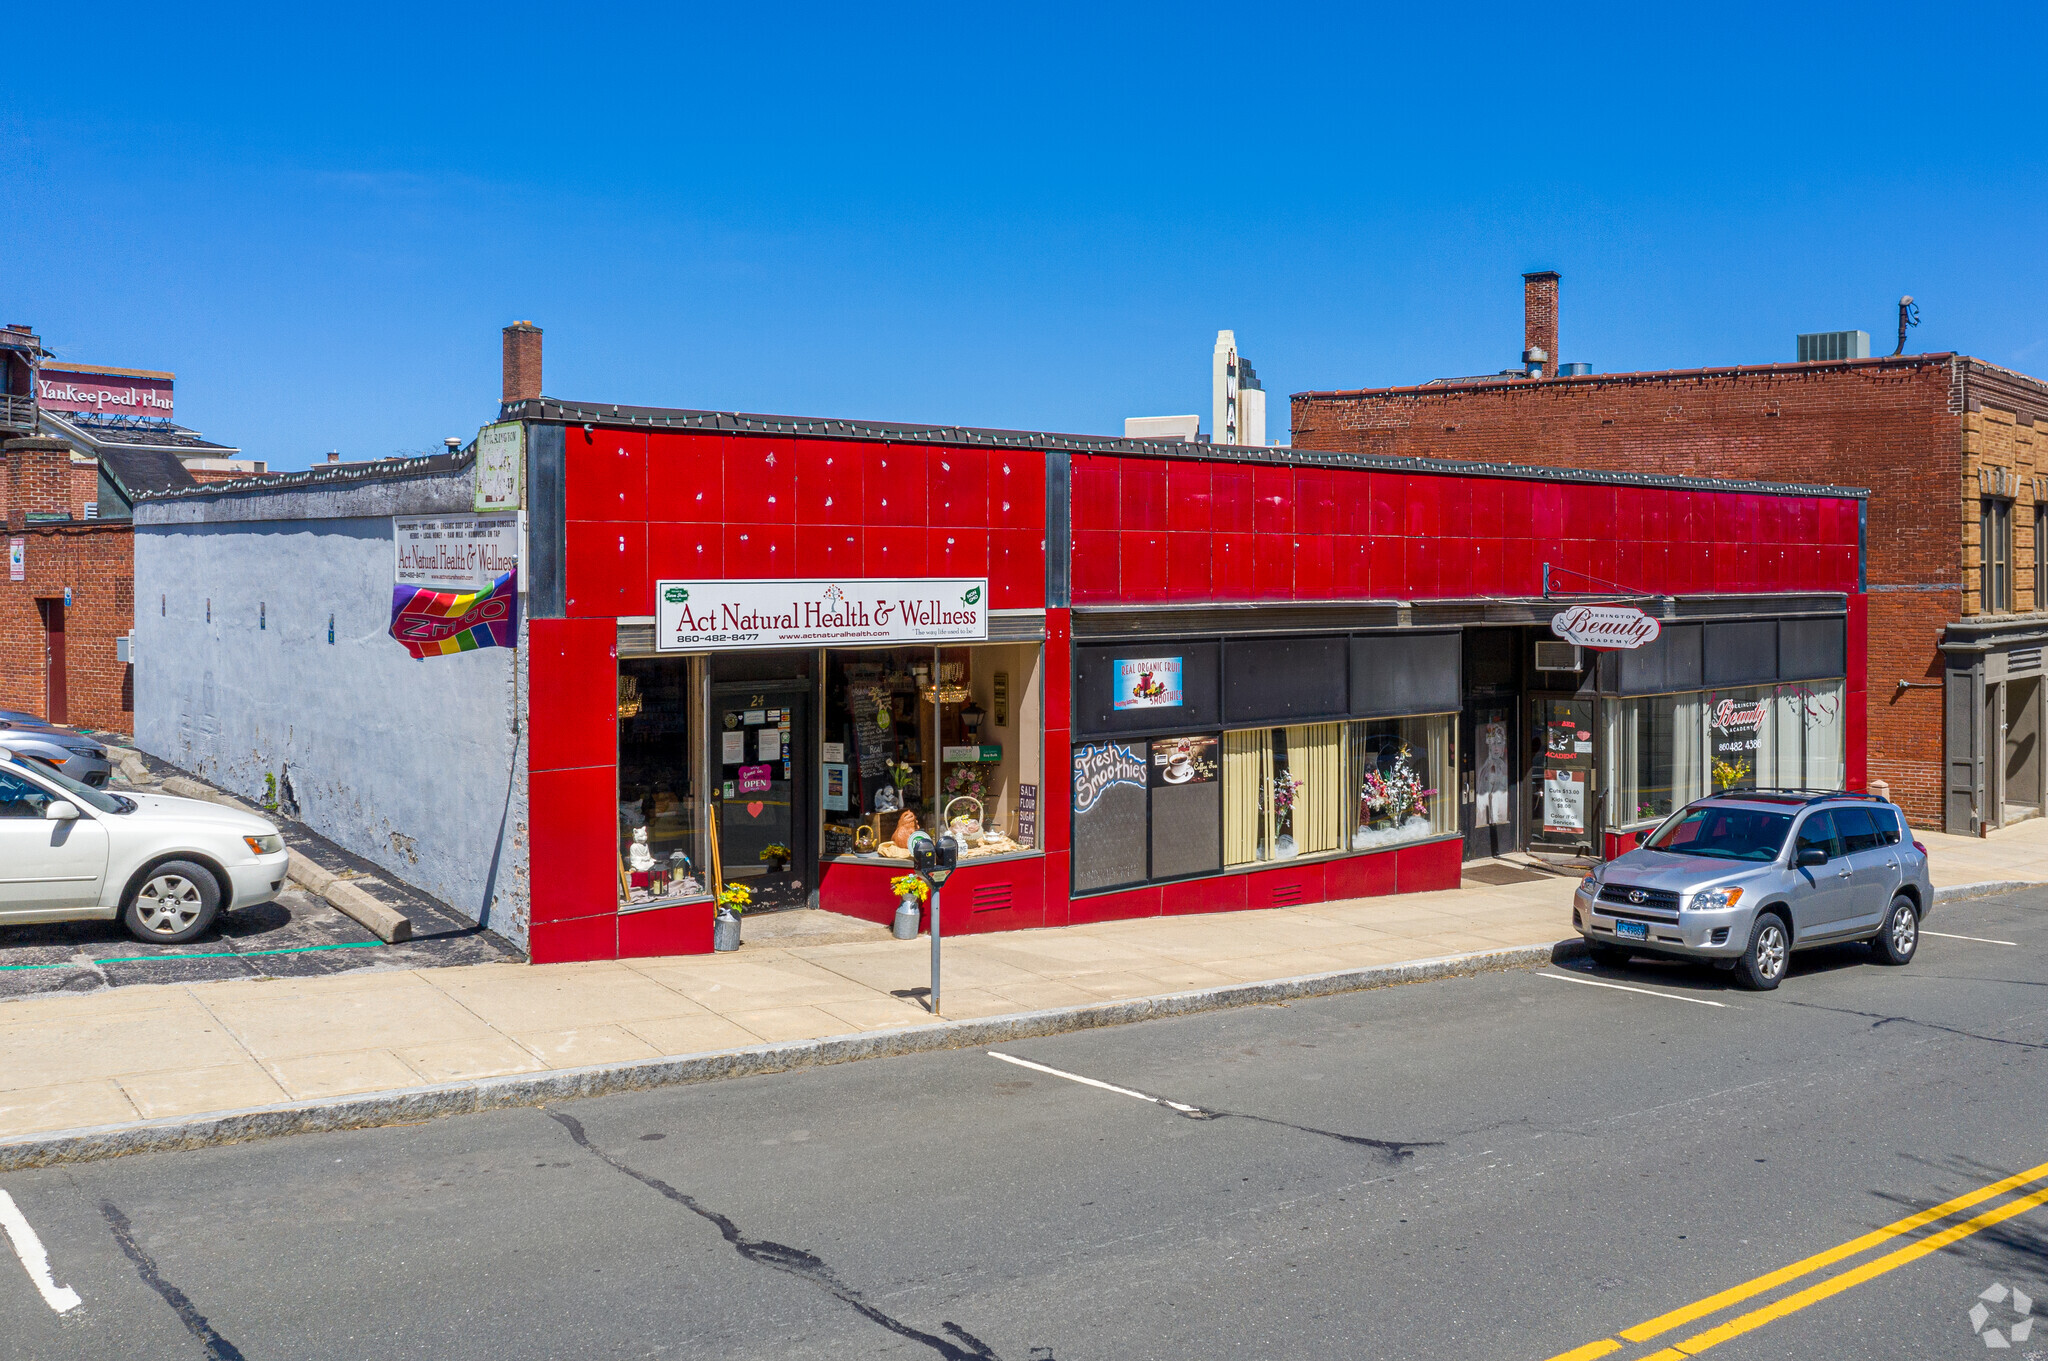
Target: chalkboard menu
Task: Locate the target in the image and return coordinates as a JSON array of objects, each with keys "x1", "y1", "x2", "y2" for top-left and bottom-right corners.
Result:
[{"x1": 1072, "y1": 741, "x2": 1150, "y2": 891}]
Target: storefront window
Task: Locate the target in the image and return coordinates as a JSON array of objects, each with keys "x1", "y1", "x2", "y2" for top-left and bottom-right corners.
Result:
[
  {"x1": 1221, "y1": 715, "x2": 1453, "y2": 867},
  {"x1": 1351, "y1": 715, "x2": 1455, "y2": 847},
  {"x1": 617, "y1": 659, "x2": 709, "y2": 905},
  {"x1": 1606, "y1": 679, "x2": 1848, "y2": 828},
  {"x1": 1609, "y1": 694, "x2": 1706, "y2": 824},
  {"x1": 823, "y1": 643, "x2": 1042, "y2": 865}
]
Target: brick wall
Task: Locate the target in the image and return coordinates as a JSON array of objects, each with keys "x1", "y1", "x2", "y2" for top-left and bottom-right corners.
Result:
[
  {"x1": 1293, "y1": 355, "x2": 1965, "y2": 825},
  {"x1": 0, "y1": 522, "x2": 135, "y2": 730}
]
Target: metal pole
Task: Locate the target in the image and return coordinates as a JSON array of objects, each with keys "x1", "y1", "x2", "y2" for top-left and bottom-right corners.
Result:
[
  {"x1": 929, "y1": 644, "x2": 942, "y2": 1015},
  {"x1": 929, "y1": 885, "x2": 941, "y2": 1016}
]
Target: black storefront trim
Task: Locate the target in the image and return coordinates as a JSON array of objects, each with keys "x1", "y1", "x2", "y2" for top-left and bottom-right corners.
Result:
[
  {"x1": 1069, "y1": 831, "x2": 1467, "y2": 899},
  {"x1": 1074, "y1": 593, "x2": 1847, "y2": 639}
]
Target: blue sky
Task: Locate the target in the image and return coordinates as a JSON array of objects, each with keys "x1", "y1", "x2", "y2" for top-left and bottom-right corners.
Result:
[{"x1": 6, "y1": 3, "x2": 2046, "y2": 469}]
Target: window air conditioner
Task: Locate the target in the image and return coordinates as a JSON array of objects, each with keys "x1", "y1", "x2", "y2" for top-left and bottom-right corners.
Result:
[{"x1": 1534, "y1": 640, "x2": 1582, "y2": 672}]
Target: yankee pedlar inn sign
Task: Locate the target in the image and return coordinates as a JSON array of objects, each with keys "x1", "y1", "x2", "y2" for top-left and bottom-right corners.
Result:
[
  {"x1": 1549, "y1": 604, "x2": 1661, "y2": 651},
  {"x1": 655, "y1": 577, "x2": 989, "y2": 652}
]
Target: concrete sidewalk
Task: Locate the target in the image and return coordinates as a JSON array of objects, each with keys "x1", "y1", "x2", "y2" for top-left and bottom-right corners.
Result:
[{"x1": 1, "y1": 819, "x2": 2039, "y2": 1152}]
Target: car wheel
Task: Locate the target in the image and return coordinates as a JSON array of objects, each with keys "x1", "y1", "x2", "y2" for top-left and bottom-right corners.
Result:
[
  {"x1": 1871, "y1": 895, "x2": 1919, "y2": 966},
  {"x1": 1732, "y1": 913, "x2": 1790, "y2": 991},
  {"x1": 1586, "y1": 943, "x2": 1634, "y2": 969},
  {"x1": 121, "y1": 861, "x2": 221, "y2": 944}
]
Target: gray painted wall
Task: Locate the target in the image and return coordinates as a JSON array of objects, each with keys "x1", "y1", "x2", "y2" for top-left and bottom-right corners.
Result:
[{"x1": 134, "y1": 472, "x2": 529, "y2": 948}]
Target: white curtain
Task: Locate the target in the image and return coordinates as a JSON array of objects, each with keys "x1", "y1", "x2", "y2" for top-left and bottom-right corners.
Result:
[
  {"x1": 1805, "y1": 680, "x2": 1846, "y2": 789},
  {"x1": 1671, "y1": 693, "x2": 1707, "y2": 809}
]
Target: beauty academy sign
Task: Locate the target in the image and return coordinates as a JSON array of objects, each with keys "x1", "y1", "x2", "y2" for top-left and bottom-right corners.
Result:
[{"x1": 656, "y1": 577, "x2": 989, "y2": 652}]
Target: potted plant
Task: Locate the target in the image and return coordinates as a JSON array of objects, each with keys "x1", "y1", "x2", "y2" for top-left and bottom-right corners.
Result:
[
  {"x1": 1270, "y1": 773, "x2": 1300, "y2": 858},
  {"x1": 760, "y1": 842, "x2": 792, "y2": 874},
  {"x1": 889, "y1": 873, "x2": 928, "y2": 939},
  {"x1": 713, "y1": 881, "x2": 751, "y2": 951}
]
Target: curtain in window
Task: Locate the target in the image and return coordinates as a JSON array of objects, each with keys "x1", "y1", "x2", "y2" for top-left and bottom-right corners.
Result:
[
  {"x1": 1223, "y1": 728, "x2": 1268, "y2": 866},
  {"x1": 1421, "y1": 714, "x2": 1454, "y2": 834},
  {"x1": 1773, "y1": 686, "x2": 1807, "y2": 789},
  {"x1": 1803, "y1": 680, "x2": 1846, "y2": 788},
  {"x1": 1288, "y1": 722, "x2": 1346, "y2": 856},
  {"x1": 1672, "y1": 693, "x2": 1706, "y2": 809}
]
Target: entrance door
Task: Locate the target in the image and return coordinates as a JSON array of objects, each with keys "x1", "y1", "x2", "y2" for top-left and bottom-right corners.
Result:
[
  {"x1": 2004, "y1": 675, "x2": 2042, "y2": 822},
  {"x1": 712, "y1": 685, "x2": 812, "y2": 911},
  {"x1": 1529, "y1": 695, "x2": 1596, "y2": 856},
  {"x1": 1461, "y1": 705, "x2": 1517, "y2": 859},
  {"x1": 38, "y1": 599, "x2": 65, "y2": 725}
]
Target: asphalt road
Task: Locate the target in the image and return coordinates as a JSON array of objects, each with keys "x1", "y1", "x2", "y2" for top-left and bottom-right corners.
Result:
[{"x1": 2, "y1": 890, "x2": 2044, "y2": 1360}]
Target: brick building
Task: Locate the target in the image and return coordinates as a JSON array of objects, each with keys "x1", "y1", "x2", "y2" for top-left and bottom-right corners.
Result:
[{"x1": 1292, "y1": 274, "x2": 2048, "y2": 834}]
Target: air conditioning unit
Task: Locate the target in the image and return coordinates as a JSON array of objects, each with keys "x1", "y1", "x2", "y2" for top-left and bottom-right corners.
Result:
[{"x1": 1534, "y1": 640, "x2": 1582, "y2": 672}]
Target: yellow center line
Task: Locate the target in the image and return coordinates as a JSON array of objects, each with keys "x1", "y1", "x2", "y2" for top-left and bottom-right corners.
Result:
[
  {"x1": 1667, "y1": 1182, "x2": 2048, "y2": 1355},
  {"x1": 1540, "y1": 1156, "x2": 2048, "y2": 1361}
]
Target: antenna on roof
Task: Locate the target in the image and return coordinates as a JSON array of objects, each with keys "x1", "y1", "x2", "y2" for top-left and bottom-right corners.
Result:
[{"x1": 1893, "y1": 296, "x2": 1920, "y2": 356}]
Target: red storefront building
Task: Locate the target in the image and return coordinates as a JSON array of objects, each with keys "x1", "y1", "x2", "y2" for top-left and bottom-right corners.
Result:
[{"x1": 490, "y1": 336, "x2": 1869, "y2": 963}]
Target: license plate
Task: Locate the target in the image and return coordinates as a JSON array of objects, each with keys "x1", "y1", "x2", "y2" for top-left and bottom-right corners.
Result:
[{"x1": 1615, "y1": 919, "x2": 1649, "y2": 941}]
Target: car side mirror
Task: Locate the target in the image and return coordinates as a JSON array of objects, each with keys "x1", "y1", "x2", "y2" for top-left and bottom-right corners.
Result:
[
  {"x1": 44, "y1": 801, "x2": 79, "y2": 821},
  {"x1": 1797, "y1": 845, "x2": 1828, "y2": 868}
]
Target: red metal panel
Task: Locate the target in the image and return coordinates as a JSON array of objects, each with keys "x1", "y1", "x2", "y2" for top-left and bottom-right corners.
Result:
[
  {"x1": 1615, "y1": 540, "x2": 1644, "y2": 594},
  {"x1": 929, "y1": 445, "x2": 989, "y2": 526},
  {"x1": 1370, "y1": 534, "x2": 1406, "y2": 596},
  {"x1": 1567, "y1": 484, "x2": 1614, "y2": 541},
  {"x1": 1562, "y1": 536, "x2": 1593, "y2": 590},
  {"x1": 1404, "y1": 535, "x2": 1441, "y2": 597},
  {"x1": 1120, "y1": 531, "x2": 1169, "y2": 601},
  {"x1": 564, "y1": 521, "x2": 648, "y2": 618},
  {"x1": 1166, "y1": 460, "x2": 1214, "y2": 532},
  {"x1": 723, "y1": 524, "x2": 795, "y2": 579},
  {"x1": 1071, "y1": 455, "x2": 1121, "y2": 532},
  {"x1": 1161, "y1": 873, "x2": 1248, "y2": 916},
  {"x1": 865, "y1": 445, "x2": 928, "y2": 525},
  {"x1": 1212, "y1": 465, "x2": 1257, "y2": 532},
  {"x1": 1334, "y1": 535, "x2": 1372, "y2": 598},
  {"x1": 1472, "y1": 538, "x2": 1505, "y2": 597},
  {"x1": 1119, "y1": 459, "x2": 1166, "y2": 531},
  {"x1": 793, "y1": 439, "x2": 864, "y2": 524},
  {"x1": 1044, "y1": 610, "x2": 1072, "y2": 732},
  {"x1": 1845, "y1": 591, "x2": 1868, "y2": 791},
  {"x1": 1212, "y1": 533, "x2": 1257, "y2": 599},
  {"x1": 1502, "y1": 539, "x2": 1543, "y2": 597},
  {"x1": 1336, "y1": 468, "x2": 1374, "y2": 535},
  {"x1": 1239, "y1": 861, "x2": 1326, "y2": 911},
  {"x1": 1589, "y1": 538, "x2": 1616, "y2": 593},
  {"x1": 1503, "y1": 479, "x2": 1537, "y2": 539},
  {"x1": 1253, "y1": 466, "x2": 1293, "y2": 534},
  {"x1": 817, "y1": 858, "x2": 903, "y2": 926},
  {"x1": 1070, "y1": 530, "x2": 1119, "y2": 602},
  {"x1": 1254, "y1": 533, "x2": 1294, "y2": 599},
  {"x1": 937, "y1": 855, "x2": 1046, "y2": 936},
  {"x1": 1324, "y1": 846, "x2": 1398, "y2": 899},
  {"x1": 1041, "y1": 850, "x2": 1072, "y2": 928},
  {"x1": 862, "y1": 525, "x2": 928, "y2": 578},
  {"x1": 795, "y1": 526, "x2": 863, "y2": 577},
  {"x1": 1068, "y1": 885, "x2": 1162, "y2": 925},
  {"x1": 648, "y1": 522, "x2": 723, "y2": 584},
  {"x1": 724, "y1": 437, "x2": 796, "y2": 524},
  {"x1": 1394, "y1": 838, "x2": 1462, "y2": 892},
  {"x1": 1436, "y1": 538, "x2": 1474, "y2": 597},
  {"x1": 1293, "y1": 532, "x2": 1336, "y2": 600},
  {"x1": 647, "y1": 431, "x2": 724, "y2": 524},
  {"x1": 1437, "y1": 478, "x2": 1472, "y2": 538},
  {"x1": 529, "y1": 766, "x2": 618, "y2": 925},
  {"x1": 989, "y1": 528, "x2": 1045, "y2": 609},
  {"x1": 1611, "y1": 486, "x2": 1646, "y2": 543},
  {"x1": 617, "y1": 902, "x2": 715, "y2": 958},
  {"x1": 1167, "y1": 531, "x2": 1214, "y2": 600},
  {"x1": 1757, "y1": 543, "x2": 1788, "y2": 591},
  {"x1": 991, "y1": 450, "x2": 1046, "y2": 531},
  {"x1": 1041, "y1": 729, "x2": 1071, "y2": 854},
  {"x1": 1369, "y1": 472, "x2": 1404, "y2": 537},
  {"x1": 929, "y1": 528, "x2": 990, "y2": 579},
  {"x1": 1403, "y1": 476, "x2": 1441, "y2": 538},
  {"x1": 567, "y1": 429, "x2": 648, "y2": 523},
  {"x1": 529, "y1": 912, "x2": 618, "y2": 965},
  {"x1": 1532, "y1": 482, "x2": 1567, "y2": 538},
  {"x1": 1296, "y1": 469, "x2": 1341, "y2": 536},
  {"x1": 1642, "y1": 488, "x2": 1672, "y2": 542},
  {"x1": 528, "y1": 617, "x2": 618, "y2": 773}
]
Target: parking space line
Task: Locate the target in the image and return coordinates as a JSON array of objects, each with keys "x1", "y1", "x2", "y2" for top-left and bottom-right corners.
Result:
[
  {"x1": 1538, "y1": 972, "x2": 1728, "y2": 1008},
  {"x1": 987, "y1": 1052, "x2": 1204, "y2": 1113},
  {"x1": 1923, "y1": 929, "x2": 2020, "y2": 946},
  {"x1": 0, "y1": 1189, "x2": 82, "y2": 1314}
]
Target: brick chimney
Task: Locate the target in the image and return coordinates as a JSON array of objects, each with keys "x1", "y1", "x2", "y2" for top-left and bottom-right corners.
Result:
[
  {"x1": 502, "y1": 321, "x2": 543, "y2": 405},
  {"x1": 1522, "y1": 271, "x2": 1559, "y2": 379},
  {"x1": 3, "y1": 436, "x2": 73, "y2": 527}
]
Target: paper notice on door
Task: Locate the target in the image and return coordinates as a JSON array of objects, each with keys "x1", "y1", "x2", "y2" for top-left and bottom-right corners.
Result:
[
  {"x1": 721, "y1": 730, "x2": 745, "y2": 764},
  {"x1": 758, "y1": 728, "x2": 781, "y2": 762},
  {"x1": 1543, "y1": 769, "x2": 1586, "y2": 833},
  {"x1": 821, "y1": 742, "x2": 845, "y2": 764}
]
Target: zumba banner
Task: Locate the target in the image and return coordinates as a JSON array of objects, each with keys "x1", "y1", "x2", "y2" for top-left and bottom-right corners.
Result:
[{"x1": 390, "y1": 569, "x2": 518, "y2": 659}]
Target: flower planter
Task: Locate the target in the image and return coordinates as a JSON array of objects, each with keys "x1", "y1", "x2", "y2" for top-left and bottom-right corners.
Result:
[
  {"x1": 712, "y1": 912, "x2": 742, "y2": 952},
  {"x1": 893, "y1": 896, "x2": 922, "y2": 939}
]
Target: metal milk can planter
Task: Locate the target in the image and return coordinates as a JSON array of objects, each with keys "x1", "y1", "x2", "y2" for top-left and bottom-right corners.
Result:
[{"x1": 893, "y1": 897, "x2": 922, "y2": 939}]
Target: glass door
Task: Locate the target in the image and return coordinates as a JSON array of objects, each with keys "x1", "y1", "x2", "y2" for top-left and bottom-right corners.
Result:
[
  {"x1": 712, "y1": 685, "x2": 812, "y2": 911},
  {"x1": 1529, "y1": 695, "x2": 1596, "y2": 856}
]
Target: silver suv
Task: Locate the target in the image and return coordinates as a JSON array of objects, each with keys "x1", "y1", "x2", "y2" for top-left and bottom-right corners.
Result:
[{"x1": 1574, "y1": 791, "x2": 1933, "y2": 990}]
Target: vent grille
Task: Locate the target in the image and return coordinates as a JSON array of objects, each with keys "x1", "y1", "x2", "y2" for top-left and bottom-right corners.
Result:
[
  {"x1": 971, "y1": 883, "x2": 1014, "y2": 913},
  {"x1": 1797, "y1": 331, "x2": 1870, "y2": 361},
  {"x1": 1268, "y1": 881, "x2": 1307, "y2": 906},
  {"x1": 2011, "y1": 648, "x2": 2043, "y2": 676},
  {"x1": 1534, "y1": 640, "x2": 1581, "y2": 672}
]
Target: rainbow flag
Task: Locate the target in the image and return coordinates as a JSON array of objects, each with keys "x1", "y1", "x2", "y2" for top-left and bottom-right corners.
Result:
[{"x1": 390, "y1": 569, "x2": 519, "y2": 659}]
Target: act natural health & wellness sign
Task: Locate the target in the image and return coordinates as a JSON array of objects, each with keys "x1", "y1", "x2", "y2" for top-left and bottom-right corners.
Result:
[{"x1": 656, "y1": 578, "x2": 988, "y2": 652}]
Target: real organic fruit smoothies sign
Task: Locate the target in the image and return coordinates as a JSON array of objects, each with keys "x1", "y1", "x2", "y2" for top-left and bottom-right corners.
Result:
[
  {"x1": 1111, "y1": 656, "x2": 1182, "y2": 710},
  {"x1": 656, "y1": 578, "x2": 988, "y2": 652}
]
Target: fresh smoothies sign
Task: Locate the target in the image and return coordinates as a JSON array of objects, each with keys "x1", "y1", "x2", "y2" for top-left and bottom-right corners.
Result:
[{"x1": 656, "y1": 578, "x2": 989, "y2": 652}]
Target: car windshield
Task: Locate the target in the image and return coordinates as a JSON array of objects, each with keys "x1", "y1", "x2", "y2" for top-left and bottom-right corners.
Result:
[
  {"x1": 1645, "y1": 804, "x2": 1794, "y2": 861},
  {"x1": 8, "y1": 758, "x2": 127, "y2": 814}
]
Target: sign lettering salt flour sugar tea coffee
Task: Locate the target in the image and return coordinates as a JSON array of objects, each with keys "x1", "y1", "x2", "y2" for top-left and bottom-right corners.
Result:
[
  {"x1": 1549, "y1": 604, "x2": 1661, "y2": 650},
  {"x1": 656, "y1": 578, "x2": 988, "y2": 652},
  {"x1": 1112, "y1": 657, "x2": 1183, "y2": 710}
]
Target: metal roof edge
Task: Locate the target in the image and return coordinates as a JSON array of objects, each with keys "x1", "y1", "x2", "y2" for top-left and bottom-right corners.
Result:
[
  {"x1": 138, "y1": 449, "x2": 474, "y2": 502},
  {"x1": 501, "y1": 398, "x2": 1867, "y2": 500}
]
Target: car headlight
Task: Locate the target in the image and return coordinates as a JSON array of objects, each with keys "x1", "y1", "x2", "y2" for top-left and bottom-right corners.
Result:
[
  {"x1": 1691, "y1": 886, "x2": 1744, "y2": 911},
  {"x1": 244, "y1": 833, "x2": 285, "y2": 855},
  {"x1": 1580, "y1": 874, "x2": 1599, "y2": 893}
]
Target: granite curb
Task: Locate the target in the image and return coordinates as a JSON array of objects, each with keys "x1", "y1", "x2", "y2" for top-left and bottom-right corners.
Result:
[
  {"x1": 0, "y1": 938, "x2": 1585, "y2": 1171},
  {"x1": 1933, "y1": 880, "x2": 2041, "y2": 904}
]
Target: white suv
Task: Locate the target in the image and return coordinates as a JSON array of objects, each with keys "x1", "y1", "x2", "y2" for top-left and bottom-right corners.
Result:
[{"x1": 0, "y1": 753, "x2": 291, "y2": 944}]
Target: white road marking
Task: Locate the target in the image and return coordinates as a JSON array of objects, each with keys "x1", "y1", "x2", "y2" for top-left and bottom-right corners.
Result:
[
  {"x1": 1923, "y1": 929, "x2": 2021, "y2": 946},
  {"x1": 988, "y1": 1051, "x2": 1204, "y2": 1113},
  {"x1": 1538, "y1": 971, "x2": 1728, "y2": 1008},
  {"x1": 0, "y1": 1190, "x2": 81, "y2": 1314}
]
